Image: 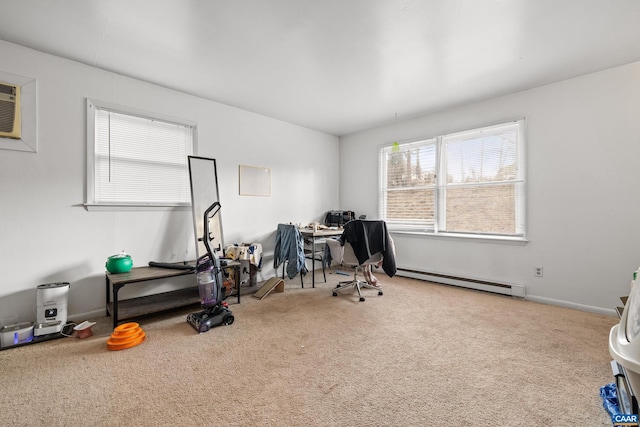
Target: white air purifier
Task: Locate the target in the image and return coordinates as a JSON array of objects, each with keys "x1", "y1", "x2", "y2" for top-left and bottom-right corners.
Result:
[
  {"x1": 33, "y1": 282, "x2": 70, "y2": 337},
  {"x1": 610, "y1": 276, "x2": 640, "y2": 406}
]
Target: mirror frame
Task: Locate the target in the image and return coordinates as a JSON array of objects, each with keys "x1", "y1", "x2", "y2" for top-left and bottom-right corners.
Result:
[{"x1": 188, "y1": 156, "x2": 225, "y2": 260}]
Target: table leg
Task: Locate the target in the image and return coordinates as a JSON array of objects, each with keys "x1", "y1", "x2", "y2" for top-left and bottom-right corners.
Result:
[
  {"x1": 312, "y1": 236, "x2": 316, "y2": 288},
  {"x1": 112, "y1": 283, "x2": 124, "y2": 329},
  {"x1": 236, "y1": 264, "x2": 240, "y2": 304},
  {"x1": 105, "y1": 275, "x2": 110, "y2": 317}
]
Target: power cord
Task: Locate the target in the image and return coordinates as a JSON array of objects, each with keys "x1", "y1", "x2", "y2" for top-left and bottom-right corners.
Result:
[{"x1": 60, "y1": 321, "x2": 77, "y2": 337}]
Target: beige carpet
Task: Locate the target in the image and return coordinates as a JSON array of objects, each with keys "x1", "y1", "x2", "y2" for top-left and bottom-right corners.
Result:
[{"x1": 0, "y1": 271, "x2": 617, "y2": 426}]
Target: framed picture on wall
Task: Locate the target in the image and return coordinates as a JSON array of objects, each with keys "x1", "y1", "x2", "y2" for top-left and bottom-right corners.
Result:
[{"x1": 239, "y1": 165, "x2": 271, "y2": 197}]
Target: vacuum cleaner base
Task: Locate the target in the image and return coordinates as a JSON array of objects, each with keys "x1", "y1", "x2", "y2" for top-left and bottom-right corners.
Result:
[{"x1": 186, "y1": 304, "x2": 234, "y2": 333}]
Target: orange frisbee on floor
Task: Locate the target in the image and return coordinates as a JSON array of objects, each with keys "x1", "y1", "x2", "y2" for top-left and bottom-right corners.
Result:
[
  {"x1": 107, "y1": 322, "x2": 146, "y2": 351},
  {"x1": 113, "y1": 322, "x2": 139, "y2": 334}
]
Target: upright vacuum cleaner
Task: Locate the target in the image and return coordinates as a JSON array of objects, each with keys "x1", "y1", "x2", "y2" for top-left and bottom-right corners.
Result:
[{"x1": 186, "y1": 202, "x2": 234, "y2": 333}]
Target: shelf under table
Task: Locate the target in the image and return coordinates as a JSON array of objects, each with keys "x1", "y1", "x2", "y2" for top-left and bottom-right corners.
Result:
[{"x1": 106, "y1": 287, "x2": 201, "y2": 322}]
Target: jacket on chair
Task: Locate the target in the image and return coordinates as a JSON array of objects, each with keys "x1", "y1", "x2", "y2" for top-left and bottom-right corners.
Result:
[
  {"x1": 273, "y1": 224, "x2": 308, "y2": 279},
  {"x1": 340, "y1": 220, "x2": 396, "y2": 277}
]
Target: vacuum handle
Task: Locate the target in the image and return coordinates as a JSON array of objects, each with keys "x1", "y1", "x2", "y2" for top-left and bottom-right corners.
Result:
[{"x1": 203, "y1": 201, "x2": 221, "y2": 257}]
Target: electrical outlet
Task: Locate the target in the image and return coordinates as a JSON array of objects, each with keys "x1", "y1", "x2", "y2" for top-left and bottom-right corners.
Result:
[{"x1": 535, "y1": 266, "x2": 543, "y2": 277}]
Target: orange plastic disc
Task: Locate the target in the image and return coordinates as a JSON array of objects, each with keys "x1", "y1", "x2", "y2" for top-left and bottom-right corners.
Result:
[
  {"x1": 111, "y1": 325, "x2": 142, "y2": 336},
  {"x1": 107, "y1": 334, "x2": 146, "y2": 351},
  {"x1": 106, "y1": 330, "x2": 145, "y2": 346},
  {"x1": 107, "y1": 322, "x2": 146, "y2": 350},
  {"x1": 113, "y1": 322, "x2": 139, "y2": 334}
]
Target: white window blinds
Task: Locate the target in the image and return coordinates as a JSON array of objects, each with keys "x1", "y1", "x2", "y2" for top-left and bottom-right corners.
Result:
[
  {"x1": 379, "y1": 138, "x2": 437, "y2": 232},
  {"x1": 88, "y1": 102, "x2": 194, "y2": 206},
  {"x1": 441, "y1": 122, "x2": 524, "y2": 236}
]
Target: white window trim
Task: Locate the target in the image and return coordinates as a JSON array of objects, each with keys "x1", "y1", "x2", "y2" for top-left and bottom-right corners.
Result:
[
  {"x1": 85, "y1": 98, "x2": 197, "y2": 211},
  {"x1": 379, "y1": 119, "x2": 527, "y2": 242},
  {"x1": 391, "y1": 229, "x2": 529, "y2": 245}
]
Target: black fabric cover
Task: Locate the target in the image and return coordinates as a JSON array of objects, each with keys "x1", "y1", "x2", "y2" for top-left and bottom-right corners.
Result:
[{"x1": 340, "y1": 220, "x2": 396, "y2": 277}]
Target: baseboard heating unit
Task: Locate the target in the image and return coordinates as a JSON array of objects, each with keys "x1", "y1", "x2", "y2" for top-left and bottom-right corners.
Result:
[{"x1": 396, "y1": 268, "x2": 525, "y2": 298}]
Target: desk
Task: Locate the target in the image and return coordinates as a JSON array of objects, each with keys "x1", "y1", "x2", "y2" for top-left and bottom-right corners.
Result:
[
  {"x1": 299, "y1": 227, "x2": 343, "y2": 288},
  {"x1": 105, "y1": 260, "x2": 241, "y2": 328}
]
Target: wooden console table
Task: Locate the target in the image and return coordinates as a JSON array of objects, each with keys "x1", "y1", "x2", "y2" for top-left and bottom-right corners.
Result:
[{"x1": 105, "y1": 261, "x2": 240, "y2": 328}]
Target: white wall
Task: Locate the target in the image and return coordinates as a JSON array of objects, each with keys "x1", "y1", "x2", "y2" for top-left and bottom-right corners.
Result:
[
  {"x1": 340, "y1": 61, "x2": 640, "y2": 316},
  {"x1": 0, "y1": 40, "x2": 339, "y2": 322}
]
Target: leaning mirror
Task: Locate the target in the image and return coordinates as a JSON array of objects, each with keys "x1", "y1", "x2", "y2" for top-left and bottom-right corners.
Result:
[{"x1": 188, "y1": 156, "x2": 224, "y2": 260}]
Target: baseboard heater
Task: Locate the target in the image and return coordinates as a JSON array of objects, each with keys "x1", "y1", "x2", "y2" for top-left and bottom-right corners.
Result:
[{"x1": 396, "y1": 267, "x2": 525, "y2": 298}]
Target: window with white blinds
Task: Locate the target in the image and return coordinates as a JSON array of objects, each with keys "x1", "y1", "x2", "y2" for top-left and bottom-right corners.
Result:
[
  {"x1": 379, "y1": 138, "x2": 437, "y2": 232},
  {"x1": 379, "y1": 120, "x2": 525, "y2": 238},
  {"x1": 86, "y1": 99, "x2": 195, "y2": 207}
]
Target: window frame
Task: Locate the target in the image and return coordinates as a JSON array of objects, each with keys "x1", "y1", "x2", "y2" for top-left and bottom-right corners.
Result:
[
  {"x1": 85, "y1": 99, "x2": 197, "y2": 211},
  {"x1": 379, "y1": 119, "x2": 526, "y2": 242}
]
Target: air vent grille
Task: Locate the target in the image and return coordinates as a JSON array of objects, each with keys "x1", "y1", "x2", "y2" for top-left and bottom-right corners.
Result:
[{"x1": 0, "y1": 82, "x2": 20, "y2": 138}]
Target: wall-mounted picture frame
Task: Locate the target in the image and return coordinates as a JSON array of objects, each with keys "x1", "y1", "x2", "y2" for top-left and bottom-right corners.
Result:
[{"x1": 239, "y1": 165, "x2": 271, "y2": 197}]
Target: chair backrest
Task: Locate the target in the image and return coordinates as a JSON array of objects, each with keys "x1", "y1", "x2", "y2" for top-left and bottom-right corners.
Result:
[
  {"x1": 342, "y1": 240, "x2": 383, "y2": 267},
  {"x1": 341, "y1": 219, "x2": 397, "y2": 278}
]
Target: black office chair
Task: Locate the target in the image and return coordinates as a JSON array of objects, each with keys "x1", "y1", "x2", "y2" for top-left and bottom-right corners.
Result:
[
  {"x1": 331, "y1": 219, "x2": 396, "y2": 301},
  {"x1": 332, "y1": 240, "x2": 384, "y2": 301}
]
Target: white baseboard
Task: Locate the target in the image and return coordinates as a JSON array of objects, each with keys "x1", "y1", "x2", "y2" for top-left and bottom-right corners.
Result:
[
  {"x1": 397, "y1": 267, "x2": 525, "y2": 298},
  {"x1": 68, "y1": 309, "x2": 107, "y2": 323},
  {"x1": 397, "y1": 267, "x2": 616, "y2": 317},
  {"x1": 525, "y1": 295, "x2": 617, "y2": 317}
]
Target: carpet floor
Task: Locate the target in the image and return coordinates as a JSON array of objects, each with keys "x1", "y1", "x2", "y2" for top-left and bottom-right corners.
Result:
[{"x1": 0, "y1": 270, "x2": 618, "y2": 426}]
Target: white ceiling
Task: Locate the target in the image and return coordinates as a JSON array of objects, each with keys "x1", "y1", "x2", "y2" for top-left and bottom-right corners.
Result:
[{"x1": 1, "y1": 0, "x2": 640, "y2": 136}]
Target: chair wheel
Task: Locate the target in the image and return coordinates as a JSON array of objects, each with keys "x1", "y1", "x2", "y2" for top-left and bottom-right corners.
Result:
[
  {"x1": 332, "y1": 292, "x2": 337, "y2": 297},
  {"x1": 378, "y1": 291, "x2": 383, "y2": 296},
  {"x1": 359, "y1": 297, "x2": 365, "y2": 302}
]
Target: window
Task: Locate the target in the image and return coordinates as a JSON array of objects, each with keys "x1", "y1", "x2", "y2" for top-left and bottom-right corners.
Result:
[
  {"x1": 86, "y1": 99, "x2": 195, "y2": 208},
  {"x1": 379, "y1": 120, "x2": 525, "y2": 239}
]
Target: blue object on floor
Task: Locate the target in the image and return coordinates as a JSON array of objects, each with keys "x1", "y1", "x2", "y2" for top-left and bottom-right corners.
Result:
[
  {"x1": 600, "y1": 382, "x2": 621, "y2": 422},
  {"x1": 335, "y1": 270, "x2": 350, "y2": 276}
]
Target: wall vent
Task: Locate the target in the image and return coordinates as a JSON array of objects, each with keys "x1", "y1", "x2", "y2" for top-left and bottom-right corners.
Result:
[
  {"x1": 0, "y1": 82, "x2": 21, "y2": 139},
  {"x1": 396, "y1": 267, "x2": 525, "y2": 297}
]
